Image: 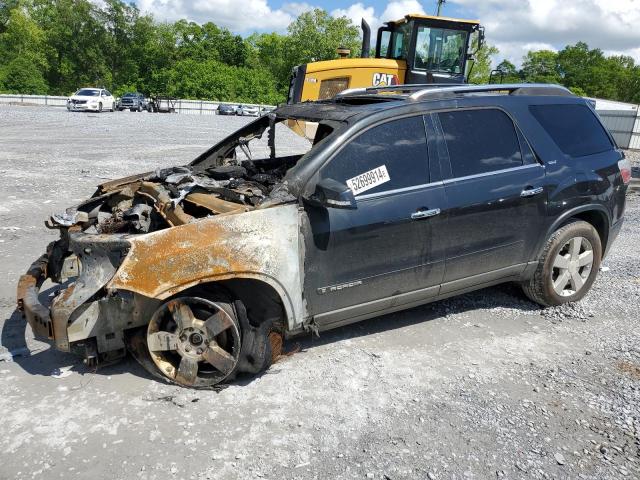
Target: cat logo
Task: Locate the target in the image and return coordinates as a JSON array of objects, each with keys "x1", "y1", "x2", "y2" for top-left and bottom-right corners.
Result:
[{"x1": 372, "y1": 73, "x2": 399, "y2": 87}]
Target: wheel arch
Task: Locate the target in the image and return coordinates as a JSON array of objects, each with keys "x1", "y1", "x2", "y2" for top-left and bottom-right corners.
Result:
[
  {"x1": 140, "y1": 273, "x2": 298, "y2": 333},
  {"x1": 536, "y1": 204, "x2": 610, "y2": 261}
]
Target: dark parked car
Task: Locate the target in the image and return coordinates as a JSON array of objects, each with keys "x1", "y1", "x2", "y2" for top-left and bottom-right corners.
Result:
[
  {"x1": 117, "y1": 92, "x2": 149, "y2": 112},
  {"x1": 18, "y1": 83, "x2": 630, "y2": 388}
]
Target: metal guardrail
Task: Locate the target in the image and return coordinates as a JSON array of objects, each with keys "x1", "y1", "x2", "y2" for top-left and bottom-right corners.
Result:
[{"x1": 0, "y1": 94, "x2": 275, "y2": 116}]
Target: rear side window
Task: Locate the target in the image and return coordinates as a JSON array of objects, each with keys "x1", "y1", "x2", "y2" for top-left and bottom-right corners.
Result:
[
  {"x1": 438, "y1": 109, "x2": 523, "y2": 178},
  {"x1": 529, "y1": 104, "x2": 613, "y2": 157},
  {"x1": 320, "y1": 116, "x2": 429, "y2": 196}
]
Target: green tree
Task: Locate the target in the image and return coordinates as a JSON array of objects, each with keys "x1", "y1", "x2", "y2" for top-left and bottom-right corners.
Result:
[
  {"x1": 557, "y1": 42, "x2": 613, "y2": 98},
  {"x1": 467, "y1": 42, "x2": 499, "y2": 84},
  {"x1": 245, "y1": 32, "x2": 291, "y2": 97},
  {"x1": 165, "y1": 58, "x2": 280, "y2": 104},
  {"x1": 0, "y1": 0, "x2": 19, "y2": 33},
  {"x1": 98, "y1": 0, "x2": 140, "y2": 90},
  {"x1": 0, "y1": 3, "x2": 48, "y2": 93},
  {"x1": 285, "y1": 9, "x2": 360, "y2": 65},
  {"x1": 30, "y1": 0, "x2": 110, "y2": 94},
  {"x1": 521, "y1": 50, "x2": 560, "y2": 83}
]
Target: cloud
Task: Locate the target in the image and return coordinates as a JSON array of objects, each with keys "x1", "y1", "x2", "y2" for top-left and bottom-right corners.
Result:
[
  {"x1": 137, "y1": 0, "x2": 294, "y2": 31},
  {"x1": 331, "y1": 0, "x2": 426, "y2": 46},
  {"x1": 332, "y1": 3, "x2": 378, "y2": 30},
  {"x1": 136, "y1": 0, "x2": 640, "y2": 66},
  {"x1": 449, "y1": 0, "x2": 640, "y2": 64},
  {"x1": 379, "y1": 0, "x2": 425, "y2": 23}
]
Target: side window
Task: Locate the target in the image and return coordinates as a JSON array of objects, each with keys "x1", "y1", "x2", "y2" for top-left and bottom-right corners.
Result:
[
  {"x1": 529, "y1": 104, "x2": 613, "y2": 157},
  {"x1": 320, "y1": 116, "x2": 429, "y2": 197},
  {"x1": 379, "y1": 30, "x2": 391, "y2": 57},
  {"x1": 105, "y1": 90, "x2": 112, "y2": 96},
  {"x1": 438, "y1": 109, "x2": 523, "y2": 178}
]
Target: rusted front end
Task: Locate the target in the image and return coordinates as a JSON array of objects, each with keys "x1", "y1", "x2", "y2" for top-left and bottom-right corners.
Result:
[
  {"x1": 17, "y1": 231, "x2": 155, "y2": 361},
  {"x1": 17, "y1": 178, "x2": 304, "y2": 364}
]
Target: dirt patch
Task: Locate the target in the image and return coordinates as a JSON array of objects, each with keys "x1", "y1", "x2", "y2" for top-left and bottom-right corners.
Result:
[{"x1": 617, "y1": 360, "x2": 640, "y2": 379}]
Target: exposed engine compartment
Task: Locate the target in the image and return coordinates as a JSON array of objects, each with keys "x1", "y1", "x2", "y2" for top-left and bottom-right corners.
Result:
[
  {"x1": 61, "y1": 156, "x2": 301, "y2": 235},
  {"x1": 48, "y1": 118, "x2": 316, "y2": 235}
]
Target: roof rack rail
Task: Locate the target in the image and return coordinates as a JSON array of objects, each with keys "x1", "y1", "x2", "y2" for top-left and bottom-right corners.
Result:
[
  {"x1": 408, "y1": 83, "x2": 574, "y2": 100},
  {"x1": 336, "y1": 84, "x2": 454, "y2": 97},
  {"x1": 335, "y1": 83, "x2": 574, "y2": 101}
]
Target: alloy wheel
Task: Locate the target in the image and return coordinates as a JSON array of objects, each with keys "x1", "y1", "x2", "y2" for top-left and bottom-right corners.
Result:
[
  {"x1": 146, "y1": 297, "x2": 240, "y2": 387},
  {"x1": 551, "y1": 236, "x2": 594, "y2": 297}
]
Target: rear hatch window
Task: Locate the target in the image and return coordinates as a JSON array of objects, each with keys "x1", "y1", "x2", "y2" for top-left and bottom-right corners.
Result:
[{"x1": 529, "y1": 104, "x2": 613, "y2": 157}]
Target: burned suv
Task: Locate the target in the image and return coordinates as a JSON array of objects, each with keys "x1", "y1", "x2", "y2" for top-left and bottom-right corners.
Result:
[{"x1": 18, "y1": 84, "x2": 630, "y2": 388}]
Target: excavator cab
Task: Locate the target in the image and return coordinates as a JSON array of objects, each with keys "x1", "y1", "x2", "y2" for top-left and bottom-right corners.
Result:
[{"x1": 288, "y1": 14, "x2": 483, "y2": 103}]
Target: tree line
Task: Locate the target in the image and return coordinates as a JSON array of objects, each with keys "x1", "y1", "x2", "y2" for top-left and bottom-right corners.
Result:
[
  {"x1": 0, "y1": 0, "x2": 360, "y2": 104},
  {"x1": 1, "y1": 0, "x2": 639, "y2": 105}
]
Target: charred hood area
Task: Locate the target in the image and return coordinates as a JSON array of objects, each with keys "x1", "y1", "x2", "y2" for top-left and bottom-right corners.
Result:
[{"x1": 47, "y1": 115, "x2": 324, "y2": 235}]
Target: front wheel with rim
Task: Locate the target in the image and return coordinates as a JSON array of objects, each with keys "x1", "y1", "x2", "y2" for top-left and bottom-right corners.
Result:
[
  {"x1": 522, "y1": 220, "x2": 602, "y2": 307},
  {"x1": 145, "y1": 297, "x2": 241, "y2": 388}
]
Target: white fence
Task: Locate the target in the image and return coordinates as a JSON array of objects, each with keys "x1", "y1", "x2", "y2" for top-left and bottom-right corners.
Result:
[{"x1": 0, "y1": 94, "x2": 275, "y2": 116}]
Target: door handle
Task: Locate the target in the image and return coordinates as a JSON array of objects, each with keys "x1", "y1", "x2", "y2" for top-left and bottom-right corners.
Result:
[
  {"x1": 411, "y1": 208, "x2": 441, "y2": 220},
  {"x1": 520, "y1": 186, "x2": 544, "y2": 197}
]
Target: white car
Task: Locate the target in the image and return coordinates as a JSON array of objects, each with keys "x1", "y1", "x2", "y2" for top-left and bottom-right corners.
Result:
[
  {"x1": 67, "y1": 88, "x2": 115, "y2": 112},
  {"x1": 237, "y1": 105, "x2": 260, "y2": 117}
]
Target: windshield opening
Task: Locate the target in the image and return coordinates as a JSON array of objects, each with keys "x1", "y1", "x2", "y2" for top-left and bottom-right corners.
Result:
[
  {"x1": 76, "y1": 89, "x2": 100, "y2": 96},
  {"x1": 414, "y1": 26, "x2": 468, "y2": 74}
]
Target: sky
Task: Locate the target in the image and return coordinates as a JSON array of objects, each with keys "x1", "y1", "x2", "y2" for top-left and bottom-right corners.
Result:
[{"x1": 135, "y1": 0, "x2": 640, "y2": 66}]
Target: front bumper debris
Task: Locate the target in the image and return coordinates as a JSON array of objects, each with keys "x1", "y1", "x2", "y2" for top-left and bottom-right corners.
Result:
[
  {"x1": 17, "y1": 234, "x2": 133, "y2": 353},
  {"x1": 17, "y1": 248, "x2": 53, "y2": 340}
]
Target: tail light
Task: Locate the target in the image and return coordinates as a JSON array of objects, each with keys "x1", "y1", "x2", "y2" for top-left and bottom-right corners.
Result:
[{"x1": 618, "y1": 158, "x2": 632, "y2": 185}]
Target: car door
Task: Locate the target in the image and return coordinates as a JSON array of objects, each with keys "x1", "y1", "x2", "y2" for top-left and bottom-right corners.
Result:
[
  {"x1": 302, "y1": 115, "x2": 447, "y2": 329},
  {"x1": 104, "y1": 90, "x2": 114, "y2": 109},
  {"x1": 432, "y1": 108, "x2": 547, "y2": 292}
]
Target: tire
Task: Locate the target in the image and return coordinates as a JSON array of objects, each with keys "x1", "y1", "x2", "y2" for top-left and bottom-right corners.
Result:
[
  {"x1": 522, "y1": 220, "x2": 602, "y2": 306},
  {"x1": 142, "y1": 297, "x2": 242, "y2": 388},
  {"x1": 98, "y1": 102, "x2": 102, "y2": 113},
  {"x1": 137, "y1": 104, "x2": 142, "y2": 112}
]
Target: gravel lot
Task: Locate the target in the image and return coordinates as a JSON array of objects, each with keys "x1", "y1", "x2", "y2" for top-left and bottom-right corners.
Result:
[{"x1": 0, "y1": 105, "x2": 639, "y2": 480}]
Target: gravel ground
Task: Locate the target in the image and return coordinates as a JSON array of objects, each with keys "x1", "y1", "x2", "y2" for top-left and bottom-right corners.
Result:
[{"x1": 0, "y1": 105, "x2": 639, "y2": 480}]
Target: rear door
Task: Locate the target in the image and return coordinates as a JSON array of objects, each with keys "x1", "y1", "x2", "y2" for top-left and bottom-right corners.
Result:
[
  {"x1": 303, "y1": 115, "x2": 447, "y2": 327},
  {"x1": 433, "y1": 108, "x2": 547, "y2": 291}
]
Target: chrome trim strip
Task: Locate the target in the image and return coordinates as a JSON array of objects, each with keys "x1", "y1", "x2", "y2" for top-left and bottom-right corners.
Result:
[
  {"x1": 357, "y1": 180, "x2": 444, "y2": 200},
  {"x1": 442, "y1": 163, "x2": 543, "y2": 184}
]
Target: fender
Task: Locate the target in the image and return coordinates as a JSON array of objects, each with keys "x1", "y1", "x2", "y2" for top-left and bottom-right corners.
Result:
[
  {"x1": 107, "y1": 204, "x2": 307, "y2": 332},
  {"x1": 531, "y1": 203, "x2": 611, "y2": 262}
]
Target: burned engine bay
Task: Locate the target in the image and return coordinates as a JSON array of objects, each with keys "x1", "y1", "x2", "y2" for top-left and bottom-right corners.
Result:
[{"x1": 50, "y1": 117, "x2": 316, "y2": 234}]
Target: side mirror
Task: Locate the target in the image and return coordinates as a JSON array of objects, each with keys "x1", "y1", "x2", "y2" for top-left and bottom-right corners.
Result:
[
  {"x1": 477, "y1": 27, "x2": 485, "y2": 51},
  {"x1": 306, "y1": 178, "x2": 357, "y2": 209}
]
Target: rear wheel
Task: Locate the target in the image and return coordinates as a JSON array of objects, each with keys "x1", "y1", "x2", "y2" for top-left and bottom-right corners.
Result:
[
  {"x1": 522, "y1": 220, "x2": 601, "y2": 306},
  {"x1": 145, "y1": 297, "x2": 241, "y2": 388},
  {"x1": 98, "y1": 102, "x2": 102, "y2": 112}
]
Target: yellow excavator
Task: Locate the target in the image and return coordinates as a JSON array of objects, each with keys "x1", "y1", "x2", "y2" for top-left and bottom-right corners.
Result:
[{"x1": 287, "y1": 11, "x2": 484, "y2": 104}]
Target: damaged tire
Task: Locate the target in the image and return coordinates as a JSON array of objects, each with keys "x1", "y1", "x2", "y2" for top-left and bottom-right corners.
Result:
[
  {"x1": 133, "y1": 295, "x2": 278, "y2": 388},
  {"x1": 145, "y1": 297, "x2": 241, "y2": 388}
]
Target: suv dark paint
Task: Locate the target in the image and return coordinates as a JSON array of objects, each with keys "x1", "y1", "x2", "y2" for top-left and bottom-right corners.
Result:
[
  {"x1": 18, "y1": 84, "x2": 631, "y2": 388},
  {"x1": 117, "y1": 92, "x2": 149, "y2": 112}
]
